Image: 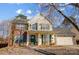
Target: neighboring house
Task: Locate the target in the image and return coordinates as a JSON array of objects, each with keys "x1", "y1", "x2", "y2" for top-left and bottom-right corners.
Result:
[{"x1": 9, "y1": 14, "x2": 75, "y2": 46}]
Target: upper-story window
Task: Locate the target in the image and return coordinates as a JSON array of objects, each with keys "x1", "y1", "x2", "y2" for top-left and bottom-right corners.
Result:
[
  {"x1": 40, "y1": 24, "x2": 50, "y2": 30},
  {"x1": 16, "y1": 24, "x2": 25, "y2": 30},
  {"x1": 32, "y1": 23, "x2": 38, "y2": 30},
  {"x1": 31, "y1": 23, "x2": 50, "y2": 31}
]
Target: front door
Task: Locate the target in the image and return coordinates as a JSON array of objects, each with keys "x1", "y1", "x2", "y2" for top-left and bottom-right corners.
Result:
[{"x1": 30, "y1": 35, "x2": 36, "y2": 45}]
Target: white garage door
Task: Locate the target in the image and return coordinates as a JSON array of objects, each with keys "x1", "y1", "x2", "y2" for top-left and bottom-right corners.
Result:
[{"x1": 56, "y1": 37, "x2": 73, "y2": 45}]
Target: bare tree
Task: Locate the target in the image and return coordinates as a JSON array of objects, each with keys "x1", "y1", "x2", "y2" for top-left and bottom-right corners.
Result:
[{"x1": 40, "y1": 3, "x2": 79, "y2": 32}]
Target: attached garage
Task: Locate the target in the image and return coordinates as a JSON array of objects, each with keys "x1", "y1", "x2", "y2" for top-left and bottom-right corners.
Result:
[
  {"x1": 53, "y1": 28, "x2": 75, "y2": 45},
  {"x1": 56, "y1": 37, "x2": 73, "y2": 45}
]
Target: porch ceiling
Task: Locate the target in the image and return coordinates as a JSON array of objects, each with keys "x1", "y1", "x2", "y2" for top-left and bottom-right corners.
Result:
[{"x1": 26, "y1": 30, "x2": 54, "y2": 34}]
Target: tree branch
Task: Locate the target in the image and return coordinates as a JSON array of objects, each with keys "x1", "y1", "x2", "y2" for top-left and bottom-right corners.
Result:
[{"x1": 51, "y1": 4, "x2": 79, "y2": 32}]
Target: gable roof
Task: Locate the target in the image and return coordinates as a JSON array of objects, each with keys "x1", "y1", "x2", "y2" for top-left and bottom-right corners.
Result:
[
  {"x1": 53, "y1": 28, "x2": 75, "y2": 36},
  {"x1": 40, "y1": 13, "x2": 53, "y2": 24},
  {"x1": 29, "y1": 13, "x2": 52, "y2": 24}
]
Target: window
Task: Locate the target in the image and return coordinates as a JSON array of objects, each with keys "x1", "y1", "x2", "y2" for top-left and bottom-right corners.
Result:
[
  {"x1": 16, "y1": 24, "x2": 25, "y2": 30},
  {"x1": 40, "y1": 24, "x2": 50, "y2": 30},
  {"x1": 32, "y1": 23, "x2": 38, "y2": 30}
]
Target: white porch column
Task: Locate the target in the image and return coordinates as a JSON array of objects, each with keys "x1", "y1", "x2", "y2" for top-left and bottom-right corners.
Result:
[
  {"x1": 38, "y1": 34, "x2": 42, "y2": 46},
  {"x1": 51, "y1": 35, "x2": 55, "y2": 44},
  {"x1": 26, "y1": 33, "x2": 30, "y2": 46},
  {"x1": 46, "y1": 34, "x2": 50, "y2": 45}
]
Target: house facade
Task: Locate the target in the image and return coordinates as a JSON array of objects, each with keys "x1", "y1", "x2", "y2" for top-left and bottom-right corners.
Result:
[
  {"x1": 27, "y1": 14, "x2": 54, "y2": 46},
  {"x1": 8, "y1": 14, "x2": 75, "y2": 46}
]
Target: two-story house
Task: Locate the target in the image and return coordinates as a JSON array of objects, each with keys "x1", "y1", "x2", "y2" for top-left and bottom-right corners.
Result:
[
  {"x1": 27, "y1": 14, "x2": 54, "y2": 46},
  {"x1": 9, "y1": 14, "x2": 75, "y2": 46}
]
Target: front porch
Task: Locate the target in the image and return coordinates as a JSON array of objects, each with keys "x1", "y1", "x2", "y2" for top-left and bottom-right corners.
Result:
[{"x1": 26, "y1": 31, "x2": 55, "y2": 46}]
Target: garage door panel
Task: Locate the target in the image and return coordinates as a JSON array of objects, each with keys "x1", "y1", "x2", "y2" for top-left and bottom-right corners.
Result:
[{"x1": 56, "y1": 37, "x2": 73, "y2": 45}]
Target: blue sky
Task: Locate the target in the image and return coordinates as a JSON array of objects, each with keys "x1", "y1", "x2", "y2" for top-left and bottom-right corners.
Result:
[
  {"x1": 0, "y1": 3, "x2": 76, "y2": 20},
  {"x1": 0, "y1": 3, "x2": 40, "y2": 20},
  {"x1": 0, "y1": 3, "x2": 78, "y2": 24}
]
